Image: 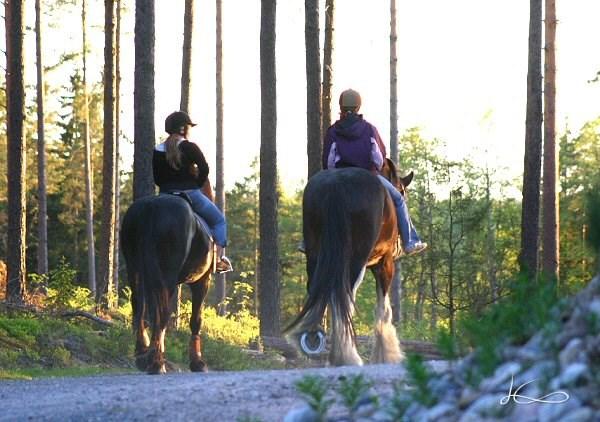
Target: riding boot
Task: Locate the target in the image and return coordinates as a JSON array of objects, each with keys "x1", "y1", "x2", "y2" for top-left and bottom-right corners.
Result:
[{"x1": 215, "y1": 246, "x2": 234, "y2": 273}]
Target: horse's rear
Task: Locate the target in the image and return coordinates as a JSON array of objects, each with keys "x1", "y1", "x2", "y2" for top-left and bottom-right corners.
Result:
[
  {"x1": 121, "y1": 195, "x2": 212, "y2": 374},
  {"x1": 288, "y1": 168, "x2": 403, "y2": 366}
]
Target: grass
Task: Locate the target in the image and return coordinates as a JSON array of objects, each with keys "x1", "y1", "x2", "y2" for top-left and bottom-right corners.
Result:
[{"x1": 0, "y1": 306, "x2": 284, "y2": 380}]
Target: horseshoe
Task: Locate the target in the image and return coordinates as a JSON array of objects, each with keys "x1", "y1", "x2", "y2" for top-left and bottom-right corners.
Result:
[{"x1": 300, "y1": 330, "x2": 326, "y2": 355}]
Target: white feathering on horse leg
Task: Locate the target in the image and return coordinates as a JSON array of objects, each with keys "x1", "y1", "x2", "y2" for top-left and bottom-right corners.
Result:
[
  {"x1": 352, "y1": 266, "x2": 367, "y2": 301},
  {"x1": 372, "y1": 289, "x2": 404, "y2": 364},
  {"x1": 330, "y1": 296, "x2": 363, "y2": 366},
  {"x1": 158, "y1": 328, "x2": 166, "y2": 354}
]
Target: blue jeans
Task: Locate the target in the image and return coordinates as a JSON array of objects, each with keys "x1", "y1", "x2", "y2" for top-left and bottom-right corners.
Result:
[
  {"x1": 377, "y1": 175, "x2": 421, "y2": 247},
  {"x1": 184, "y1": 189, "x2": 228, "y2": 248}
]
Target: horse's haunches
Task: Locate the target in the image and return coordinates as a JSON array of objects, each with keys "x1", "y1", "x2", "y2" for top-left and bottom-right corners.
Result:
[
  {"x1": 287, "y1": 161, "x2": 408, "y2": 366},
  {"x1": 121, "y1": 194, "x2": 213, "y2": 374}
]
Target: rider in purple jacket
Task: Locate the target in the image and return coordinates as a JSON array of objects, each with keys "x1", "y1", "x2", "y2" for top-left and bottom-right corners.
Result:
[{"x1": 322, "y1": 89, "x2": 427, "y2": 256}]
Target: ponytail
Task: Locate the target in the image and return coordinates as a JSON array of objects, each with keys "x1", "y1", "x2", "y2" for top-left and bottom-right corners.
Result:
[{"x1": 165, "y1": 135, "x2": 182, "y2": 170}]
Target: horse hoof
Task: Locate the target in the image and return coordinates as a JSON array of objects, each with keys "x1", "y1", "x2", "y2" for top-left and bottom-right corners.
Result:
[
  {"x1": 135, "y1": 353, "x2": 150, "y2": 372},
  {"x1": 189, "y1": 360, "x2": 208, "y2": 373},
  {"x1": 147, "y1": 363, "x2": 167, "y2": 375}
]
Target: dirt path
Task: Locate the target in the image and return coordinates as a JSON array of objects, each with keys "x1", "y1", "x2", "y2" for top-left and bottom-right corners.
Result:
[{"x1": 0, "y1": 362, "x2": 448, "y2": 421}]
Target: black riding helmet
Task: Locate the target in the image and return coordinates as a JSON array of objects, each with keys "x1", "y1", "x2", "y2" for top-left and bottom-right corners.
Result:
[{"x1": 165, "y1": 111, "x2": 197, "y2": 135}]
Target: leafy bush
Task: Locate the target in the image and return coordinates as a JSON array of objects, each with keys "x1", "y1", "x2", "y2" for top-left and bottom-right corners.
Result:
[
  {"x1": 40, "y1": 258, "x2": 94, "y2": 311},
  {"x1": 404, "y1": 354, "x2": 437, "y2": 407},
  {"x1": 337, "y1": 374, "x2": 377, "y2": 415},
  {"x1": 459, "y1": 274, "x2": 559, "y2": 377},
  {"x1": 294, "y1": 375, "x2": 333, "y2": 420}
]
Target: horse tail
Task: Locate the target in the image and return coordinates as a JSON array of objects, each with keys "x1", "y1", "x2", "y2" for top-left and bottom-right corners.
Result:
[
  {"x1": 137, "y1": 208, "x2": 171, "y2": 331},
  {"x1": 286, "y1": 189, "x2": 358, "y2": 350}
]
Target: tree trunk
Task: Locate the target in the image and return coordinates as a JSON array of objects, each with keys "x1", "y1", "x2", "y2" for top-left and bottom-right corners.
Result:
[
  {"x1": 389, "y1": 0, "x2": 398, "y2": 164},
  {"x1": 113, "y1": 0, "x2": 122, "y2": 303},
  {"x1": 389, "y1": 0, "x2": 401, "y2": 322},
  {"x1": 98, "y1": 0, "x2": 117, "y2": 308},
  {"x1": 542, "y1": 0, "x2": 559, "y2": 281},
  {"x1": 5, "y1": 0, "x2": 27, "y2": 303},
  {"x1": 82, "y1": 0, "x2": 96, "y2": 295},
  {"x1": 305, "y1": 0, "x2": 322, "y2": 179},
  {"x1": 180, "y1": 0, "x2": 194, "y2": 113},
  {"x1": 35, "y1": 0, "x2": 48, "y2": 277},
  {"x1": 259, "y1": 0, "x2": 280, "y2": 338},
  {"x1": 134, "y1": 0, "x2": 156, "y2": 200},
  {"x1": 485, "y1": 168, "x2": 499, "y2": 301},
  {"x1": 321, "y1": 0, "x2": 334, "y2": 132},
  {"x1": 215, "y1": 0, "x2": 227, "y2": 316},
  {"x1": 519, "y1": 0, "x2": 543, "y2": 278}
]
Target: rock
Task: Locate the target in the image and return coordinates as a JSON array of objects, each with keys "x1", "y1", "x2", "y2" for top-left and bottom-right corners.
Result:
[
  {"x1": 537, "y1": 396, "x2": 581, "y2": 422},
  {"x1": 480, "y1": 361, "x2": 521, "y2": 393},
  {"x1": 428, "y1": 374, "x2": 460, "y2": 402},
  {"x1": 363, "y1": 409, "x2": 394, "y2": 422},
  {"x1": 460, "y1": 393, "x2": 505, "y2": 419},
  {"x1": 508, "y1": 401, "x2": 542, "y2": 422},
  {"x1": 283, "y1": 404, "x2": 320, "y2": 422},
  {"x1": 560, "y1": 407, "x2": 595, "y2": 422},
  {"x1": 424, "y1": 402, "x2": 456, "y2": 421},
  {"x1": 458, "y1": 388, "x2": 480, "y2": 408},
  {"x1": 353, "y1": 394, "x2": 379, "y2": 419},
  {"x1": 588, "y1": 299, "x2": 600, "y2": 319},
  {"x1": 557, "y1": 362, "x2": 589, "y2": 387},
  {"x1": 514, "y1": 360, "x2": 557, "y2": 390},
  {"x1": 559, "y1": 338, "x2": 584, "y2": 368},
  {"x1": 516, "y1": 346, "x2": 543, "y2": 363}
]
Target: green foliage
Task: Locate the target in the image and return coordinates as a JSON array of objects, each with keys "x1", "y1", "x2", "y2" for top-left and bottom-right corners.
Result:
[
  {"x1": 404, "y1": 354, "x2": 436, "y2": 406},
  {"x1": 42, "y1": 258, "x2": 94, "y2": 311},
  {"x1": 179, "y1": 304, "x2": 259, "y2": 347},
  {"x1": 459, "y1": 274, "x2": 559, "y2": 377},
  {"x1": 294, "y1": 375, "x2": 334, "y2": 419},
  {"x1": 337, "y1": 374, "x2": 376, "y2": 413},
  {"x1": 236, "y1": 416, "x2": 264, "y2": 422},
  {"x1": 436, "y1": 328, "x2": 458, "y2": 361},
  {"x1": 586, "y1": 186, "x2": 600, "y2": 254},
  {"x1": 387, "y1": 382, "x2": 412, "y2": 420}
]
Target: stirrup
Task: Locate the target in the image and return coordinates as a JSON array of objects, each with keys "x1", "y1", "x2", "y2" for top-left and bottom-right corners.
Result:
[
  {"x1": 215, "y1": 256, "x2": 233, "y2": 274},
  {"x1": 393, "y1": 236, "x2": 405, "y2": 259}
]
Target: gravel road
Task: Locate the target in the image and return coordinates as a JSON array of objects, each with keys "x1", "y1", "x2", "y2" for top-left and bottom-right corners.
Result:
[{"x1": 0, "y1": 362, "x2": 448, "y2": 421}]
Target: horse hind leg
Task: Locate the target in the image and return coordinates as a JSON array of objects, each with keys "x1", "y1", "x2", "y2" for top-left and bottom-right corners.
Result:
[
  {"x1": 371, "y1": 257, "x2": 404, "y2": 364},
  {"x1": 131, "y1": 272, "x2": 151, "y2": 371},
  {"x1": 329, "y1": 266, "x2": 366, "y2": 366},
  {"x1": 188, "y1": 277, "x2": 209, "y2": 372},
  {"x1": 146, "y1": 287, "x2": 172, "y2": 375}
]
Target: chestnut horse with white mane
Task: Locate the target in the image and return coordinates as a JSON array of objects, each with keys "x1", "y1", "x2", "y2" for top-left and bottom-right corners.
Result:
[{"x1": 287, "y1": 158, "x2": 413, "y2": 366}]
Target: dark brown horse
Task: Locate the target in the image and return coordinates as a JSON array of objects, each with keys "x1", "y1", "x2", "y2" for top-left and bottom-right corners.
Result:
[
  {"x1": 121, "y1": 194, "x2": 213, "y2": 374},
  {"x1": 287, "y1": 158, "x2": 413, "y2": 366}
]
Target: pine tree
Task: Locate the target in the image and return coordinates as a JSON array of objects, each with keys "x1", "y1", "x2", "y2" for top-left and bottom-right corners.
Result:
[
  {"x1": 321, "y1": 0, "x2": 334, "y2": 132},
  {"x1": 520, "y1": 0, "x2": 543, "y2": 278},
  {"x1": 98, "y1": 0, "x2": 117, "y2": 308},
  {"x1": 215, "y1": 0, "x2": 227, "y2": 315},
  {"x1": 35, "y1": 0, "x2": 48, "y2": 277},
  {"x1": 305, "y1": 0, "x2": 322, "y2": 178},
  {"x1": 259, "y1": 0, "x2": 281, "y2": 337},
  {"x1": 134, "y1": 0, "x2": 156, "y2": 200},
  {"x1": 82, "y1": 0, "x2": 97, "y2": 295},
  {"x1": 542, "y1": 0, "x2": 559, "y2": 280},
  {"x1": 5, "y1": 0, "x2": 27, "y2": 303},
  {"x1": 180, "y1": 0, "x2": 194, "y2": 113}
]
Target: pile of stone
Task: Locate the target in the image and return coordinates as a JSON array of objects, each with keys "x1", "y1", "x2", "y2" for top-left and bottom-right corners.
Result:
[{"x1": 287, "y1": 275, "x2": 600, "y2": 422}]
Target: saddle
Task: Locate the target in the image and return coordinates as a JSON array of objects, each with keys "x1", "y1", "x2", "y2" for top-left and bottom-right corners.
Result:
[{"x1": 163, "y1": 192, "x2": 213, "y2": 243}]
